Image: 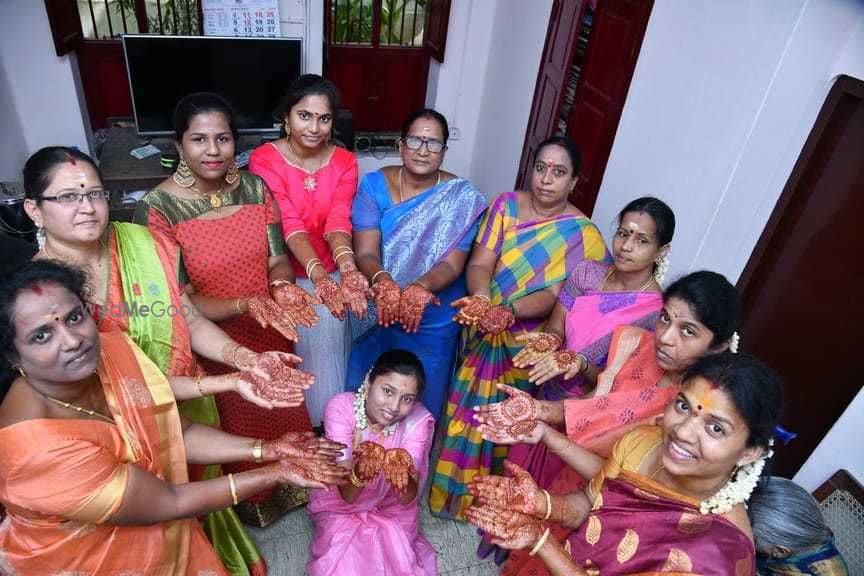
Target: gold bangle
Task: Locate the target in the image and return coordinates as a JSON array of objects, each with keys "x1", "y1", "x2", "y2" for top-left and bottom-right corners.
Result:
[
  {"x1": 349, "y1": 468, "x2": 366, "y2": 488},
  {"x1": 270, "y1": 279, "x2": 291, "y2": 288},
  {"x1": 234, "y1": 297, "x2": 243, "y2": 314},
  {"x1": 304, "y1": 258, "x2": 323, "y2": 278},
  {"x1": 474, "y1": 294, "x2": 491, "y2": 301},
  {"x1": 542, "y1": 489, "x2": 552, "y2": 521},
  {"x1": 529, "y1": 527, "x2": 551, "y2": 556},
  {"x1": 228, "y1": 473, "x2": 239, "y2": 506},
  {"x1": 307, "y1": 261, "x2": 324, "y2": 279},
  {"x1": 332, "y1": 247, "x2": 355, "y2": 262},
  {"x1": 252, "y1": 438, "x2": 264, "y2": 463},
  {"x1": 371, "y1": 269, "x2": 389, "y2": 285},
  {"x1": 195, "y1": 373, "x2": 205, "y2": 397}
]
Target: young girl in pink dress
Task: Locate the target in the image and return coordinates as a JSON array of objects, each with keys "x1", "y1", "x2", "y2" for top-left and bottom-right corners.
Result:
[{"x1": 307, "y1": 349, "x2": 436, "y2": 576}]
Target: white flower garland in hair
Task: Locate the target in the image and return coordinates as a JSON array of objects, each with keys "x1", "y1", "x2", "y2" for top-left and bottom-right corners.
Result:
[
  {"x1": 729, "y1": 332, "x2": 740, "y2": 354},
  {"x1": 653, "y1": 253, "x2": 670, "y2": 286},
  {"x1": 700, "y1": 438, "x2": 774, "y2": 515},
  {"x1": 353, "y1": 379, "x2": 397, "y2": 436}
]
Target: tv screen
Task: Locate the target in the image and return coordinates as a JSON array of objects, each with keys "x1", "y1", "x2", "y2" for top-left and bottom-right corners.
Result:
[{"x1": 123, "y1": 35, "x2": 302, "y2": 135}]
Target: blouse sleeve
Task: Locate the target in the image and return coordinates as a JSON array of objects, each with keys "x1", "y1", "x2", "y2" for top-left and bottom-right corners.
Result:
[
  {"x1": 262, "y1": 183, "x2": 287, "y2": 257},
  {"x1": 457, "y1": 214, "x2": 482, "y2": 252},
  {"x1": 322, "y1": 394, "x2": 357, "y2": 463},
  {"x1": 133, "y1": 200, "x2": 176, "y2": 244},
  {"x1": 351, "y1": 174, "x2": 382, "y2": 232},
  {"x1": 586, "y1": 425, "x2": 661, "y2": 502},
  {"x1": 559, "y1": 260, "x2": 609, "y2": 309},
  {"x1": 3, "y1": 436, "x2": 129, "y2": 523},
  {"x1": 324, "y1": 151, "x2": 359, "y2": 235},
  {"x1": 249, "y1": 148, "x2": 308, "y2": 236},
  {"x1": 474, "y1": 193, "x2": 508, "y2": 254}
]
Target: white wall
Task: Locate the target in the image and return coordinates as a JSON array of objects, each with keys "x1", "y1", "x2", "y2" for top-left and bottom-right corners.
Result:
[
  {"x1": 592, "y1": 0, "x2": 864, "y2": 487},
  {"x1": 0, "y1": 1, "x2": 90, "y2": 181}
]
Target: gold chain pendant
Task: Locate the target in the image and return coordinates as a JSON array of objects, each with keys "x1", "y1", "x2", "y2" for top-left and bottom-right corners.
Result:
[
  {"x1": 210, "y1": 194, "x2": 223, "y2": 210},
  {"x1": 304, "y1": 175, "x2": 317, "y2": 191}
]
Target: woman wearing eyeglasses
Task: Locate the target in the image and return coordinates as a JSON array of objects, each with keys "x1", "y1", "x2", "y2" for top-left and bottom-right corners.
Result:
[
  {"x1": 429, "y1": 136, "x2": 610, "y2": 520},
  {"x1": 22, "y1": 146, "x2": 316, "y2": 574},
  {"x1": 347, "y1": 109, "x2": 487, "y2": 421},
  {"x1": 249, "y1": 75, "x2": 364, "y2": 429}
]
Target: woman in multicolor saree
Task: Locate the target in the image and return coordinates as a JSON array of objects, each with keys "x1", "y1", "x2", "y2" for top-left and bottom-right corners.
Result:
[
  {"x1": 348, "y1": 109, "x2": 487, "y2": 421},
  {"x1": 0, "y1": 261, "x2": 347, "y2": 575},
  {"x1": 135, "y1": 93, "x2": 320, "y2": 528},
  {"x1": 429, "y1": 137, "x2": 609, "y2": 520},
  {"x1": 476, "y1": 270, "x2": 742, "y2": 575},
  {"x1": 22, "y1": 145, "x2": 316, "y2": 574},
  {"x1": 507, "y1": 196, "x2": 675, "y2": 492},
  {"x1": 468, "y1": 352, "x2": 784, "y2": 576}
]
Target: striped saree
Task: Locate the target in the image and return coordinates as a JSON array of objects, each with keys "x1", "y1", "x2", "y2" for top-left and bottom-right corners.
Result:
[{"x1": 429, "y1": 192, "x2": 608, "y2": 520}]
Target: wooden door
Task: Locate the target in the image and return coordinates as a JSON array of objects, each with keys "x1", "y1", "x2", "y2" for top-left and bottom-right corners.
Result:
[
  {"x1": 737, "y1": 75, "x2": 864, "y2": 477},
  {"x1": 515, "y1": 0, "x2": 586, "y2": 191},
  {"x1": 565, "y1": 0, "x2": 653, "y2": 214}
]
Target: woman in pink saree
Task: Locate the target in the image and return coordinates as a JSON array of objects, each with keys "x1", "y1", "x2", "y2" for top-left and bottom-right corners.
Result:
[{"x1": 308, "y1": 349, "x2": 436, "y2": 575}]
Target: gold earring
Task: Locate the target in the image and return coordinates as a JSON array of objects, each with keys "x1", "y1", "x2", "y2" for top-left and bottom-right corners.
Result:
[
  {"x1": 225, "y1": 162, "x2": 239, "y2": 185},
  {"x1": 15, "y1": 365, "x2": 25, "y2": 378},
  {"x1": 173, "y1": 157, "x2": 196, "y2": 189}
]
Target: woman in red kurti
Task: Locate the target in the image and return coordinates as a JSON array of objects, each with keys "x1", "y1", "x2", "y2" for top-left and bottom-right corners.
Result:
[
  {"x1": 135, "y1": 92, "x2": 317, "y2": 527},
  {"x1": 250, "y1": 74, "x2": 366, "y2": 427}
]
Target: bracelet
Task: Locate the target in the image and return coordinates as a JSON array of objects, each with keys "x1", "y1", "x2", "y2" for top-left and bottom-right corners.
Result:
[
  {"x1": 371, "y1": 269, "x2": 390, "y2": 285},
  {"x1": 270, "y1": 279, "x2": 291, "y2": 288},
  {"x1": 474, "y1": 294, "x2": 491, "y2": 302},
  {"x1": 228, "y1": 473, "x2": 239, "y2": 506},
  {"x1": 252, "y1": 438, "x2": 264, "y2": 463},
  {"x1": 574, "y1": 352, "x2": 590, "y2": 373},
  {"x1": 349, "y1": 468, "x2": 366, "y2": 488},
  {"x1": 195, "y1": 373, "x2": 205, "y2": 397},
  {"x1": 304, "y1": 258, "x2": 323, "y2": 279},
  {"x1": 542, "y1": 489, "x2": 552, "y2": 521},
  {"x1": 234, "y1": 297, "x2": 243, "y2": 314},
  {"x1": 332, "y1": 246, "x2": 355, "y2": 262},
  {"x1": 529, "y1": 527, "x2": 551, "y2": 556},
  {"x1": 307, "y1": 261, "x2": 324, "y2": 279}
]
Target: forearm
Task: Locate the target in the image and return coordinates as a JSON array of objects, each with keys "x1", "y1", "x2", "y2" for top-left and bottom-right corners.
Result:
[
  {"x1": 542, "y1": 427, "x2": 603, "y2": 481},
  {"x1": 182, "y1": 421, "x2": 259, "y2": 465},
  {"x1": 510, "y1": 289, "x2": 557, "y2": 321},
  {"x1": 186, "y1": 312, "x2": 253, "y2": 369},
  {"x1": 536, "y1": 536, "x2": 586, "y2": 576},
  {"x1": 168, "y1": 373, "x2": 236, "y2": 402},
  {"x1": 287, "y1": 232, "x2": 330, "y2": 282},
  {"x1": 536, "y1": 399, "x2": 566, "y2": 425},
  {"x1": 355, "y1": 251, "x2": 386, "y2": 283},
  {"x1": 268, "y1": 256, "x2": 295, "y2": 285},
  {"x1": 544, "y1": 303, "x2": 567, "y2": 341},
  {"x1": 186, "y1": 291, "x2": 245, "y2": 321},
  {"x1": 417, "y1": 260, "x2": 459, "y2": 294},
  {"x1": 324, "y1": 231, "x2": 358, "y2": 273},
  {"x1": 337, "y1": 463, "x2": 363, "y2": 503},
  {"x1": 547, "y1": 490, "x2": 591, "y2": 529},
  {"x1": 465, "y1": 263, "x2": 493, "y2": 297}
]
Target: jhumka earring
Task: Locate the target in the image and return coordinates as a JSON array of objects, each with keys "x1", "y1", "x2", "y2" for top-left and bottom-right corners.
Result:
[
  {"x1": 225, "y1": 162, "x2": 240, "y2": 185},
  {"x1": 173, "y1": 157, "x2": 196, "y2": 189},
  {"x1": 653, "y1": 253, "x2": 670, "y2": 286},
  {"x1": 36, "y1": 225, "x2": 46, "y2": 250}
]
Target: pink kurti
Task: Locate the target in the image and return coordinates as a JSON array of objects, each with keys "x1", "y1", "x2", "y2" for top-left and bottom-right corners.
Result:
[{"x1": 307, "y1": 393, "x2": 437, "y2": 576}]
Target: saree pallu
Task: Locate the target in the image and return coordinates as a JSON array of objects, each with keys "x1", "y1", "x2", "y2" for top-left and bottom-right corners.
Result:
[
  {"x1": 348, "y1": 173, "x2": 488, "y2": 420},
  {"x1": 429, "y1": 192, "x2": 608, "y2": 520},
  {"x1": 0, "y1": 331, "x2": 226, "y2": 575},
  {"x1": 307, "y1": 393, "x2": 437, "y2": 575},
  {"x1": 508, "y1": 284, "x2": 662, "y2": 490},
  {"x1": 102, "y1": 223, "x2": 265, "y2": 575},
  {"x1": 136, "y1": 174, "x2": 313, "y2": 528},
  {"x1": 504, "y1": 327, "x2": 679, "y2": 576}
]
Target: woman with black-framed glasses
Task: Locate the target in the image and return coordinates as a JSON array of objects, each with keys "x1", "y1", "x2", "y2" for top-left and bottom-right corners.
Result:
[{"x1": 348, "y1": 108, "x2": 487, "y2": 422}]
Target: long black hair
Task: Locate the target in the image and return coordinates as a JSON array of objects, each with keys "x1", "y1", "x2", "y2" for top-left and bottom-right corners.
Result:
[
  {"x1": 23, "y1": 146, "x2": 101, "y2": 202},
  {"x1": 663, "y1": 271, "x2": 740, "y2": 347}
]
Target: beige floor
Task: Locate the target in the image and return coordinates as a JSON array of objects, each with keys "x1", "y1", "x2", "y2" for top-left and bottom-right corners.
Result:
[{"x1": 246, "y1": 485, "x2": 499, "y2": 576}]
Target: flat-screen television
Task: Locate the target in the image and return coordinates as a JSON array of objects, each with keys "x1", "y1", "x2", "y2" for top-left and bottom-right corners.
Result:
[{"x1": 123, "y1": 35, "x2": 302, "y2": 135}]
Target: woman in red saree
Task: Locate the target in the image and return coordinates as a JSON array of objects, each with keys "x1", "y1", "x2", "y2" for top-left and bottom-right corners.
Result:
[
  {"x1": 24, "y1": 146, "x2": 318, "y2": 574},
  {"x1": 135, "y1": 93, "x2": 321, "y2": 527},
  {"x1": 476, "y1": 270, "x2": 742, "y2": 574},
  {"x1": 467, "y1": 352, "x2": 784, "y2": 575},
  {"x1": 0, "y1": 261, "x2": 347, "y2": 574}
]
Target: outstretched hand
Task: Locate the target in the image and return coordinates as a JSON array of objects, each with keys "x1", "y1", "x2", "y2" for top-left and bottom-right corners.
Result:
[
  {"x1": 314, "y1": 275, "x2": 347, "y2": 320},
  {"x1": 474, "y1": 384, "x2": 544, "y2": 445},
  {"x1": 528, "y1": 350, "x2": 585, "y2": 385},
  {"x1": 354, "y1": 441, "x2": 386, "y2": 483},
  {"x1": 479, "y1": 304, "x2": 516, "y2": 335},
  {"x1": 470, "y1": 461, "x2": 543, "y2": 517},
  {"x1": 271, "y1": 281, "x2": 321, "y2": 328},
  {"x1": 265, "y1": 431, "x2": 345, "y2": 463},
  {"x1": 383, "y1": 447, "x2": 417, "y2": 496},
  {"x1": 465, "y1": 505, "x2": 543, "y2": 551},
  {"x1": 451, "y1": 295, "x2": 491, "y2": 327},
  {"x1": 340, "y1": 269, "x2": 372, "y2": 319},
  {"x1": 513, "y1": 332, "x2": 563, "y2": 368},
  {"x1": 399, "y1": 283, "x2": 440, "y2": 334},
  {"x1": 372, "y1": 276, "x2": 401, "y2": 327},
  {"x1": 247, "y1": 295, "x2": 299, "y2": 342}
]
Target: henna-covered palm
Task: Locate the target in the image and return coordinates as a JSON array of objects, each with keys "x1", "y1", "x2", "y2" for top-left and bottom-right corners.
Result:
[
  {"x1": 513, "y1": 332, "x2": 563, "y2": 368},
  {"x1": 265, "y1": 431, "x2": 345, "y2": 463},
  {"x1": 273, "y1": 457, "x2": 348, "y2": 489},
  {"x1": 474, "y1": 384, "x2": 543, "y2": 445},
  {"x1": 383, "y1": 447, "x2": 417, "y2": 495},
  {"x1": 470, "y1": 461, "x2": 542, "y2": 516},
  {"x1": 340, "y1": 269, "x2": 371, "y2": 319},
  {"x1": 372, "y1": 276, "x2": 401, "y2": 327},
  {"x1": 271, "y1": 281, "x2": 321, "y2": 328},
  {"x1": 479, "y1": 304, "x2": 516, "y2": 335},
  {"x1": 247, "y1": 295, "x2": 299, "y2": 342},
  {"x1": 354, "y1": 441, "x2": 386, "y2": 483},
  {"x1": 314, "y1": 275, "x2": 346, "y2": 320},
  {"x1": 465, "y1": 505, "x2": 543, "y2": 551},
  {"x1": 527, "y1": 350, "x2": 585, "y2": 385},
  {"x1": 451, "y1": 295, "x2": 491, "y2": 327},
  {"x1": 399, "y1": 283, "x2": 440, "y2": 334},
  {"x1": 227, "y1": 371, "x2": 306, "y2": 409}
]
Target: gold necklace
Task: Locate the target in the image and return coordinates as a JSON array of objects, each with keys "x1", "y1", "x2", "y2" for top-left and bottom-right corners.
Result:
[
  {"x1": 600, "y1": 268, "x2": 654, "y2": 292},
  {"x1": 41, "y1": 393, "x2": 115, "y2": 423},
  {"x1": 397, "y1": 168, "x2": 441, "y2": 203},
  {"x1": 194, "y1": 184, "x2": 225, "y2": 210}
]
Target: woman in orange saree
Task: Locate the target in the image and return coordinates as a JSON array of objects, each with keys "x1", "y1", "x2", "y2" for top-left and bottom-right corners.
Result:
[
  {"x1": 467, "y1": 352, "x2": 784, "y2": 575},
  {"x1": 0, "y1": 261, "x2": 347, "y2": 574}
]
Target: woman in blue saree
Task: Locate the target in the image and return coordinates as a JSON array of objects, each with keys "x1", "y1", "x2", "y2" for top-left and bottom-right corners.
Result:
[{"x1": 349, "y1": 109, "x2": 488, "y2": 420}]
